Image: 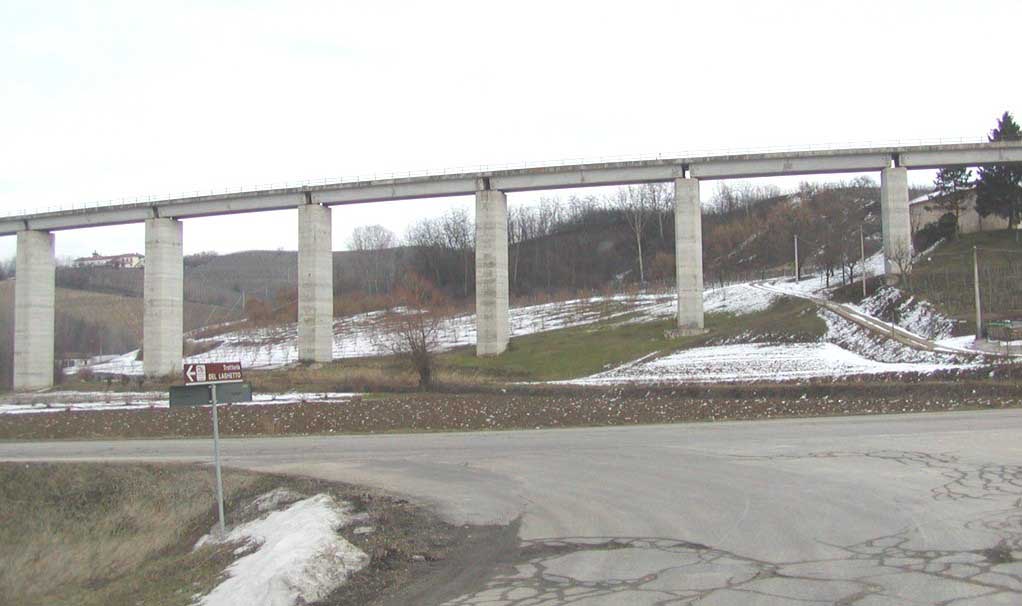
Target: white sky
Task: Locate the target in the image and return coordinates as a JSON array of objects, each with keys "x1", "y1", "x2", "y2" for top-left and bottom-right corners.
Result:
[{"x1": 1, "y1": 0, "x2": 1018, "y2": 261}]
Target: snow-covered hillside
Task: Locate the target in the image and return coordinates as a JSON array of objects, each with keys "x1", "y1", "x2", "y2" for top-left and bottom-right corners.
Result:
[
  {"x1": 86, "y1": 282, "x2": 776, "y2": 376},
  {"x1": 77, "y1": 267, "x2": 989, "y2": 385}
]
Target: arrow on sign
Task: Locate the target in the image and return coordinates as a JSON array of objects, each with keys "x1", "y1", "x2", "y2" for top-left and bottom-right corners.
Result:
[{"x1": 185, "y1": 365, "x2": 197, "y2": 382}]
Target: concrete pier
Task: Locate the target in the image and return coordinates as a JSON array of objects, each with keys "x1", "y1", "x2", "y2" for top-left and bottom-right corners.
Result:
[
  {"x1": 13, "y1": 230, "x2": 55, "y2": 390},
  {"x1": 674, "y1": 178, "x2": 705, "y2": 332},
  {"x1": 475, "y1": 189, "x2": 509, "y2": 356},
  {"x1": 298, "y1": 204, "x2": 333, "y2": 362},
  {"x1": 144, "y1": 218, "x2": 183, "y2": 377},
  {"x1": 881, "y1": 167, "x2": 911, "y2": 277}
]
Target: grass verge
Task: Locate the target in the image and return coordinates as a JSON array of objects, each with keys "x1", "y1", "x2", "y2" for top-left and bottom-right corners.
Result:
[
  {"x1": 0, "y1": 462, "x2": 482, "y2": 606},
  {"x1": 0, "y1": 463, "x2": 264, "y2": 606}
]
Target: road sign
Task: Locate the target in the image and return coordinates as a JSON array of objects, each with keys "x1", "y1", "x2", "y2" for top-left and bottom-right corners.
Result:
[
  {"x1": 169, "y1": 382, "x2": 253, "y2": 406},
  {"x1": 167, "y1": 377, "x2": 252, "y2": 538},
  {"x1": 184, "y1": 362, "x2": 243, "y2": 385}
]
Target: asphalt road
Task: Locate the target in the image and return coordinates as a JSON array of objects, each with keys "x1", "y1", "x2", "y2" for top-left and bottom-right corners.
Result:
[{"x1": 4, "y1": 410, "x2": 1022, "y2": 604}]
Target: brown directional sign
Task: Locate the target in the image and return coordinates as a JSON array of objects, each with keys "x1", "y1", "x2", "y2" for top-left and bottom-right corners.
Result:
[{"x1": 183, "y1": 362, "x2": 243, "y2": 385}]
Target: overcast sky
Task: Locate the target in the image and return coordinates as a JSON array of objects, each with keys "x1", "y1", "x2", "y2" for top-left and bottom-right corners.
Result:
[{"x1": 1, "y1": 0, "x2": 1018, "y2": 261}]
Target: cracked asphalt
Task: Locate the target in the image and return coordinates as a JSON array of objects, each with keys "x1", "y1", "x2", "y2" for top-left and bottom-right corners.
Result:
[{"x1": 2, "y1": 409, "x2": 1021, "y2": 604}]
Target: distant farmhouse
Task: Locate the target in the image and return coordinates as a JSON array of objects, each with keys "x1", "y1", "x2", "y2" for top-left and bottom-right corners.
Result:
[
  {"x1": 910, "y1": 188, "x2": 1009, "y2": 236},
  {"x1": 73, "y1": 252, "x2": 145, "y2": 269}
]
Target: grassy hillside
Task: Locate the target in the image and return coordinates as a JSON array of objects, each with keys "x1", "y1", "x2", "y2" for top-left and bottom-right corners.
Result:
[
  {"x1": 0, "y1": 280, "x2": 238, "y2": 340},
  {"x1": 909, "y1": 229, "x2": 1022, "y2": 321},
  {"x1": 0, "y1": 280, "x2": 240, "y2": 389},
  {"x1": 55, "y1": 248, "x2": 410, "y2": 306},
  {"x1": 441, "y1": 297, "x2": 824, "y2": 381}
]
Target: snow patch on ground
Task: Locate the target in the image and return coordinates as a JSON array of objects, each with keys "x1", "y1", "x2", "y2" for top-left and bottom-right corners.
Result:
[
  {"x1": 559, "y1": 342, "x2": 966, "y2": 386},
  {"x1": 703, "y1": 282, "x2": 778, "y2": 315},
  {"x1": 854, "y1": 286, "x2": 956, "y2": 341},
  {"x1": 194, "y1": 493, "x2": 368, "y2": 606},
  {"x1": 819, "y1": 309, "x2": 973, "y2": 365},
  {"x1": 0, "y1": 391, "x2": 357, "y2": 415}
]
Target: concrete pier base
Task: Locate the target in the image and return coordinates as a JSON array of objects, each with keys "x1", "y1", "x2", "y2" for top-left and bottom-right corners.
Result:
[
  {"x1": 674, "y1": 178, "x2": 704, "y2": 331},
  {"x1": 475, "y1": 189, "x2": 509, "y2": 356},
  {"x1": 298, "y1": 204, "x2": 333, "y2": 362},
  {"x1": 144, "y1": 218, "x2": 183, "y2": 377},
  {"x1": 881, "y1": 167, "x2": 911, "y2": 278},
  {"x1": 13, "y1": 230, "x2": 55, "y2": 390}
]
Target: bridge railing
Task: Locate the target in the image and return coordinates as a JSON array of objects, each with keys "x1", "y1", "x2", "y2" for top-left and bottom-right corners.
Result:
[{"x1": 0, "y1": 136, "x2": 990, "y2": 220}]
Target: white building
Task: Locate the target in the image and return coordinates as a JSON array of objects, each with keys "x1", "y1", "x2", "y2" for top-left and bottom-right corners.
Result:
[
  {"x1": 73, "y1": 252, "x2": 145, "y2": 268},
  {"x1": 909, "y1": 188, "x2": 1009, "y2": 236}
]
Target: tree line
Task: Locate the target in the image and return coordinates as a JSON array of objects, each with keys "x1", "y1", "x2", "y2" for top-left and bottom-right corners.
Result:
[{"x1": 336, "y1": 177, "x2": 895, "y2": 301}]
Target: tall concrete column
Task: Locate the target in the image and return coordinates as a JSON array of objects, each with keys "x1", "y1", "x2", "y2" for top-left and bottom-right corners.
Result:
[
  {"x1": 13, "y1": 230, "x2": 55, "y2": 390},
  {"x1": 144, "y1": 218, "x2": 183, "y2": 377},
  {"x1": 674, "y1": 178, "x2": 705, "y2": 332},
  {"x1": 881, "y1": 166, "x2": 911, "y2": 277},
  {"x1": 298, "y1": 203, "x2": 333, "y2": 362},
  {"x1": 475, "y1": 189, "x2": 509, "y2": 356}
]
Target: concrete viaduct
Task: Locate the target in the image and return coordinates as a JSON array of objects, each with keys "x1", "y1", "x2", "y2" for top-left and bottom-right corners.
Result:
[{"x1": 4, "y1": 142, "x2": 1022, "y2": 390}]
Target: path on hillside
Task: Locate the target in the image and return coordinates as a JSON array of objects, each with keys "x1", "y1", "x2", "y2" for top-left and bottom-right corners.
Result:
[
  {"x1": 750, "y1": 281, "x2": 988, "y2": 357},
  {"x1": 3, "y1": 410, "x2": 1022, "y2": 604}
]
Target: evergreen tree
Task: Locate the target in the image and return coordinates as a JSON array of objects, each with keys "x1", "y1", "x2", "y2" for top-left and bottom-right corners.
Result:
[
  {"x1": 933, "y1": 166, "x2": 972, "y2": 237},
  {"x1": 975, "y1": 111, "x2": 1022, "y2": 229}
]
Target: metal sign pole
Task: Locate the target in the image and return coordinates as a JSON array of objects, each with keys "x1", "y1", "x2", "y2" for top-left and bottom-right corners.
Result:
[
  {"x1": 211, "y1": 383, "x2": 226, "y2": 537},
  {"x1": 973, "y1": 246, "x2": 983, "y2": 340}
]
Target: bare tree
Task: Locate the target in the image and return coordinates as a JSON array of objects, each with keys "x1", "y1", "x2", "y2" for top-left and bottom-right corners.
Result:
[
  {"x1": 616, "y1": 186, "x2": 651, "y2": 283},
  {"x1": 887, "y1": 241, "x2": 914, "y2": 289},
  {"x1": 349, "y1": 224, "x2": 396, "y2": 251},
  {"x1": 348, "y1": 224, "x2": 396, "y2": 294},
  {"x1": 508, "y1": 205, "x2": 529, "y2": 291},
  {"x1": 374, "y1": 274, "x2": 449, "y2": 387},
  {"x1": 643, "y1": 183, "x2": 673, "y2": 241},
  {"x1": 440, "y1": 208, "x2": 474, "y2": 297}
]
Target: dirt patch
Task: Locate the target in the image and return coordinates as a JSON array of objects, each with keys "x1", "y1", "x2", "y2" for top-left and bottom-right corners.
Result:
[
  {"x1": 1, "y1": 381, "x2": 1019, "y2": 441},
  {"x1": 275, "y1": 475, "x2": 511, "y2": 606}
]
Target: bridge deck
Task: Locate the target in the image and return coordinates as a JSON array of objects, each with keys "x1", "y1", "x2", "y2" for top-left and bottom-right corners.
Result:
[{"x1": 2, "y1": 141, "x2": 1021, "y2": 236}]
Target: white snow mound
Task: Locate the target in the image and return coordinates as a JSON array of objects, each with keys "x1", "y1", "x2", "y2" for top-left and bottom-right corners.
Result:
[
  {"x1": 560, "y1": 342, "x2": 965, "y2": 385},
  {"x1": 194, "y1": 493, "x2": 368, "y2": 606}
]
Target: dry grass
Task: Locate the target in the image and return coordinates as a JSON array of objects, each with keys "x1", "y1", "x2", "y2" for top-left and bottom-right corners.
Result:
[
  {"x1": 0, "y1": 462, "x2": 266, "y2": 606},
  {"x1": 246, "y1": 356, "x2": 501, "y2": 394},
  {"x1": 0, "y1": 462, "x2": 474, "y2": 606}
]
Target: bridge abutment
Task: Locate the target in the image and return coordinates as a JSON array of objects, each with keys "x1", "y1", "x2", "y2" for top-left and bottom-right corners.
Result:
[
  {"x1": 475, "y1": 189, "x2": 509, "y2": 356},
  {"x1": 13, "y1": 230, "x2": 55, "y2": 390},
  {"x1": 143, "y1": 217, "x2": 183, "y2": 377},
  {"x1": 298, "y1": 203, "x2": 334, "y2": 363},
  {"x1": 674, "y1": 178, "x2": 705, "y2": 332},
  {"x1": 881, "y1": 166, "x2": 911, "y2": 277}
]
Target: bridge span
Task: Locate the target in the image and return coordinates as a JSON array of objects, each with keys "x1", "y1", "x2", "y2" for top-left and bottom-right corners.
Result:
[{"x1": 5, "y1": 141, "x2": 1022, "y2": 389}]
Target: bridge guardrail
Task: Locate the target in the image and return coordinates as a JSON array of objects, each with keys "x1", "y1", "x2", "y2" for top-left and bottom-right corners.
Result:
[{"x1": 0, "y1": 136, "x2": 992, "y2": 220}]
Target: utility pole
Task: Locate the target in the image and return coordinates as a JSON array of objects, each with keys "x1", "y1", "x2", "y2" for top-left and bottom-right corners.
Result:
[
  {"x1": 860, "y1": 226, "x2": 867, "y2": 299},
  {"x1": 973, "y1": 246, "x2": 983, "y2": 341},
  {"x1": 794, "y1": 235, "x2": 800, "y2": 282}
]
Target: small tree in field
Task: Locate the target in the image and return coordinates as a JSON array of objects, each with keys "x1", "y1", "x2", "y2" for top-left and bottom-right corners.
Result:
[
  {"x1": 887, "y1": 241, "x2": 914, "y2": 289},
  {"x1": 375, "y1": 274, "x2": 448, "y2": 388}
]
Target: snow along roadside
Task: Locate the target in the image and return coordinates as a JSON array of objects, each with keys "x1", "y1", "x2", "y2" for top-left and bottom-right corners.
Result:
[{"x1": 193, "y1": 493, "x2": 368, "y2": 606}]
